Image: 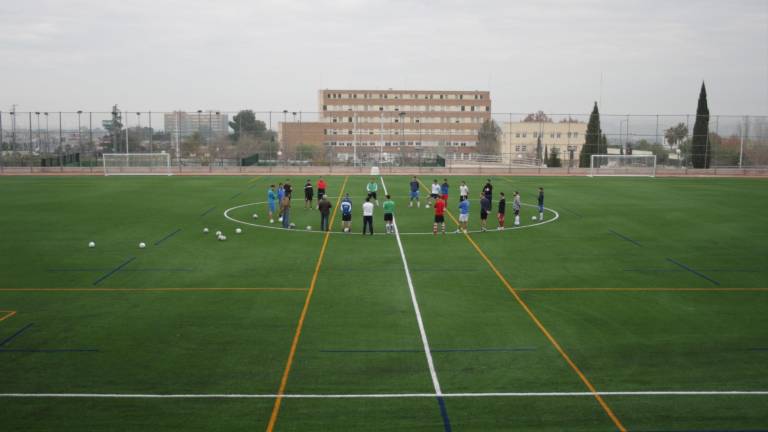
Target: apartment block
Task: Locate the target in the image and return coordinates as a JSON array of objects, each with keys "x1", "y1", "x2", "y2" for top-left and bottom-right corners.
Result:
[{"x1": 279, "y1": 89, "x2": 491, "y2": 158}]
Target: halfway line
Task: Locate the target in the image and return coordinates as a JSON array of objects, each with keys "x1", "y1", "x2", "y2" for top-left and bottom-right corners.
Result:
[{"x1": 382, "y1": 176, "x2": 452, "y2": 432}]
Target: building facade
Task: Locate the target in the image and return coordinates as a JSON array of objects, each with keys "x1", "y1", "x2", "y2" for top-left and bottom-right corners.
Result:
[
  {"x1": 279, "y1": 89, "x2": 491, "y2": 160},
  {"x1": 499, "y1": 121, "x2": 587, "y2": 165},
  {"x1": 164, "y1": 111, "x2": 229, "y2": 138}
]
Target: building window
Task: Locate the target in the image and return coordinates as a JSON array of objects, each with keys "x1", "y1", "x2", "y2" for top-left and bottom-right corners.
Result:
[
  {"x1": 515, "y1": 145, "x2": 521, "y2": 151},
  {"x1": 556, "y1": 133, "x2": 561, "y2": 138},
  {"x1": 515, "y1": 133, "x2": 520, "y2": 138},
  {"x1": 572, "y1": 132, "x2": 578, "y2": 138},
  {"x1": 485, "y1": 106, "x2": 490, "y2": 112},
  {"x1": 533, "y1": 132, "x2": 538, "y2": 138},
  {"x1": 550, "y1": 133, "x2": 555, "y2": 138},
  {"x1": 522, "y1": 133, "x2": 527, "y2": 138},
  {"x1": 522, "y1": 145, "x2": 527, "y2": 151},
  {"x1": 461, "y1": 106, "x2": 465, "y2": 111},
  {"x1": 470, "y1": 106, "x2": 475, "y2": 111}
]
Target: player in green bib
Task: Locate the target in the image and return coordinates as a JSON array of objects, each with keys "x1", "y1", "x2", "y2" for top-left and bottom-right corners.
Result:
[
  {"x1": 366, "y1": 178, "x2": 379, "y2": 206},
  {"x1": 383, "y1": 194, "x2": 395, "y2": 234}
]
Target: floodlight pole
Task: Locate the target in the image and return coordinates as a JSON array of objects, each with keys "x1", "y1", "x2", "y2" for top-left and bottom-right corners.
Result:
[
  {"x1": 739, "y1": 116, "x2": 746, "y2": 168},
  {"x1": 77, "y1": 110, "x2": 83, "y2": 166}
]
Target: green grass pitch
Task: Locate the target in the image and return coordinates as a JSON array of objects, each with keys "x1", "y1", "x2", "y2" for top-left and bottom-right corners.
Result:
[{"x1": 0, "y1": 174, "x2": 767, "y2": 431}]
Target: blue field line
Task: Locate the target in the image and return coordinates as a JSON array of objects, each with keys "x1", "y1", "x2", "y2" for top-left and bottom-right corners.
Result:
[
  {"x1": 748, "y1": 348, "x2": 768, "y2": 351},
  {"x1": 561, "y1": 207, "x2": 583, "y2": 218},
  {"x1": 320, "y1": 347, "x2": 536, "y2": 353},
  {"x1": 154, "y1": 228, "x2": 182, "y2": 246},
  {"x1": 0, "y1": 323, "x2": 34, "y2": 347},
  {"x1": 666, "y1": 258, "x2": 721, "y2": 286},
  {"x1": 0, "y1": 348, "x2": 99, "y2": 353},
  {"x1": 624, "y1": 269, "x2": 683, "y2": 273},
  {"x1": 436, "y1": 396, "x2": 453, "y2": 432},
  {"x1": 92, "y1": 257, "x2": 136, "y2": 286},
  {"x1": 609, "y1": 229, "x2": 642, "y2": 247},
  {"x1": 49, "y1": 267, "x2": 193, "y2": 273},
  {"x1": 200, "y1": 206, "x2": 216, "y2": 217},
  {"x1": 230, "y1": 191, "x2": 242, "y2": 199}
]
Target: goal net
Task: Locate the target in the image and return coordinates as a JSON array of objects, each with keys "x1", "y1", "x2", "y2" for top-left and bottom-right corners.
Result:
[
  {"x1": 589, "y1": 155, "x2": 656, "y2": 177},
  {"x1": 103, "y1": 153, "x2": 172, "y2": 176}
]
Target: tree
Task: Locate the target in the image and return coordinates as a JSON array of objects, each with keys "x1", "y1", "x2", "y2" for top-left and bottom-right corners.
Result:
[
  {"x1": 691, "y1": 82, "x2": 711, "y2": 168},
  {"x1": 547, "y1": 147, "x2": 562, "y2": 167},
  {"x1": 664, "y1": 122, "x2": 688, "y2": 148},
  {"x1": 536, "y1": 136, "x2": 542, "y2": 162},
  {"x1": 229, "y1": 110, "x2": 267, "y2": 142},
  {"x1": 523, "y1": 111, "x2": 552, "y2": 123},
  {"x1": 477, "y1": 119, "x2": 501, "y2": 155},
  {"x1": 579, "y1": 102, "x2": 606, "y2": 167},
  {"x1": 181, "y1": 132, "x2": 203, "y2": 156}
]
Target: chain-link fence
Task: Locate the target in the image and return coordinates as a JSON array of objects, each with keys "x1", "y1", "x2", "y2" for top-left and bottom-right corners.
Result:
[{"x1": 1, "y1": 110, "x2": 766, "y2": 174}]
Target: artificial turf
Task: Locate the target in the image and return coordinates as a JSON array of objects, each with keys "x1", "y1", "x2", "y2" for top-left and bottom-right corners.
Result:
[{"x1": 0, "y1": 174, "x2": 766, "y2": 431}]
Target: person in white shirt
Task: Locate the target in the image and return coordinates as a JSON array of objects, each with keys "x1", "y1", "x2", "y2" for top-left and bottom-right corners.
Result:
[
  {"x1": 459, "y1": 181, "x2": 469, "y2": 200},
  {"x1": 362, "y1": 197, "x2": 375, "y2": 235},
  {"x1": 428, "y1": 179, "x2": 441, "y2": 208}
]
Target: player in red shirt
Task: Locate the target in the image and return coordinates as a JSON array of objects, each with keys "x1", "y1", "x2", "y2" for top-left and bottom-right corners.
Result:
[
  {"x1": 317, "y1": 177, "x2": 327, "y2": 200},
  {"x1": 433, "y1": 196, "x2": 446, "y2": 235}
]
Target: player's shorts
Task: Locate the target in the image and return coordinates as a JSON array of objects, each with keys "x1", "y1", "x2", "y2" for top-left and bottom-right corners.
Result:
[
  {"x1": 442, "y1": 194, "x2": 448, "y2": 201},
  {"x1": 459, "y1": 213, "x2": 469, "y2": 222},
  {"x1": 368, "y1": 191, "x2": 377, "y2": 200},
  {"x1": 514, "y1": 209, "x2": 520, "y2": 216},
  {"x1": 430, "y1": 193, "x2": 439, "y2": 199},
  {"x1": 342, "y1": 213, "x2": 351, "y2": 222},
  {"x1": 318, "y1": 188, "x2": 326, "y2": 198},
  {"x1": 410, "y1": 190, "x2": 419, "y2": 199},
  {"x1": 480, "y1": 210, "x2": 488, "y2": 220},
  {"x1": 497, "y1": 213, "x2": 506, "y2": 223},
  {"x1": 384, "y1": 213, "x2": 393, "y2": 222},
  {"x1": 538, "y1": 204, "x2": 544, "y2": 213},
  {"x1": 268, "y1": 201, "x2": 276, "y2": 212},
  {"x1": 305, "y1": 191, "x2": 313, "y2": 200},
  {"x1": 460, "y1": 195, "x2": 468, "y2": 200},
  {"x1": 434, "y1": 215, "x2": 445, "y2": 223}
]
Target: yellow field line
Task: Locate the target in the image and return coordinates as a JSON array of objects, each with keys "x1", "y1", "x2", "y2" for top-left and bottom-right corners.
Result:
[
  {"x1": 417, "y1": 179, "x2": 627, "y2": 431},
  {"x1": 0, "y1": 311, "x2": 16, "y2": 322},
  {"x1": 248, "y1": 176, "x2": 261, "y2": 184},
  {"x1": 0, "y1": 288, "x2": 306, "y2": 292},
  {"x1": 266, "y1": 175, "x2": 348, "y2": 432},
  {"x1": 518, "y1": 287, "x2": 768, "y2": 292}
]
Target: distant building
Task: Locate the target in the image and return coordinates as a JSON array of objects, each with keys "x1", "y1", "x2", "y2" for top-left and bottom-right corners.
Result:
[
  {"x1": 499, "y1": 121, "x2": 587, "y2": 165},
  {"x1": 279, "y1": 89, "x2": 491, "y2": 159},
  {"x1": 164, "y1": 111, "x2": 229, "y2": 139}
]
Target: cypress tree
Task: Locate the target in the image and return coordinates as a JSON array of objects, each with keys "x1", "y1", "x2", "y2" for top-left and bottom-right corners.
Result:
[
  {"x1": 691, "y1": 82, "x2": 711, "y2": 168},
  {"x1": 579, "y1": 102, "x2": 603, "y2": 167}
]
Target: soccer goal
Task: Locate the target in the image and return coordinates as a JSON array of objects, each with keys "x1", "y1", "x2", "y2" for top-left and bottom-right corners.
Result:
[
  {"x1": 589, "y1": 154, "x2": 656, "y2": 177},
  {"x1": 102, "y1": 153, "x2": 172, "y2": 176}
]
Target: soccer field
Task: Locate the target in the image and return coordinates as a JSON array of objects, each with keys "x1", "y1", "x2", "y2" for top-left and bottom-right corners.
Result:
[{"x1": 1, "y1": 174, "x2": 767, "y2": 431}]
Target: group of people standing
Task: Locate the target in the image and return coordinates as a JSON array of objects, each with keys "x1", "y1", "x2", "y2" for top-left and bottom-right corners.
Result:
[{"x1": 266, "y1": 176, "x2": 545, "y2": 235}]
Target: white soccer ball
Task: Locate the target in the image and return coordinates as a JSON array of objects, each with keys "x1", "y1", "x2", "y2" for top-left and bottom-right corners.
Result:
[
  {"x1": 203, "y1": 227, "x2": 209, "y2": 233},
  {"x1": 235, "y1": 228, "x2": 242, "y2": 234},
  {"x1": 219, "y1": 235, "x2": 227, "y2": 241},
  {"x1": 269, "y1": 219, "x2": 274, "y2": 224},
  {"x1": 215, "y1": 230, "x2": 222, "y2": 236},
  {"x1": 531, "y1": 216, "x2": 537, "y2": 221},
  {"x1": 425, "y1": 205, "x2": 430, "y2": 209},
  {"x1": 344, "y1": 227, "x2": 349, "y2": 233},
  {"x1": 289, "y1": 223, "x2": 296, "y2": 229},
  {"x1": 306, "y1": 226, "x2": 312, "y2": 231},
  {"x1": 88, "y1": 241, "x2": 95, "y2": 248},
  {"x1": 139, "y1": 242, "x2": 146, "y2": 249},
  {"x1": 252, "y1": 213, "x2": 259, "y2": 219},
  {"x1": 278, "y1": 217, "x2": 283, "y2": 222}
]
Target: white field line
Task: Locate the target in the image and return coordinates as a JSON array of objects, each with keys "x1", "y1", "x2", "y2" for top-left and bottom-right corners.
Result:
[
  {"x1": 379, "y1": 176, "x2": 444, "y2": 398},
  {"x1": 1, "y1": 391, "x2": 767, "y2": 399},
  {"x1": 223, "y1": 201, "x2": 559, "y2": 236}
]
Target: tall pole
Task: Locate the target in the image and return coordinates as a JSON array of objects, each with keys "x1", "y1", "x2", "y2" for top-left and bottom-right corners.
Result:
[
  {"x1": 739, "y1": 116, "x2": 746, "y2": 168},
  {"x1": 77, "y1": 111, "x2": 83, "y2": 164},
  {"x1": 44, "y1": 112, "x2": 49, "y2": 153},
  {"x1": 89, "y1": 112, "x2": 93, "y2": 163},
  {"x1": 136, "y1": 112, "x2": 141, "y2": 152},
  {"x1": 379, "y1": 107, "x2": 384, "y2": 164},
  {"x1": 10, "y1": 105, "x2": 16, "y2": 152},
  {"x1": 28, "y1": 112, "x2": 33, "y2": 156},
  {"x1": 148, "y1": 110, "x2": 153, "y2": 153},
  {"x1": 35, "y1": 112, "x2": 41, "y2": 152}
]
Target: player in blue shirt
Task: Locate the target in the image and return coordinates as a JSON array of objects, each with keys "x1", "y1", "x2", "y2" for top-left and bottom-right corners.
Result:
[
  {"x1": 340, "y1": 193, "x2": 353, "y2": 233},
  {"x1": 440, "y1": 178, "x2": 450, "y2": 204},
  {"x1": 409, "y1": 176, "x2": 420, "y2": 208},
  {"x1": 267, "y1": 185, "x2": 277, "y2": 223},
  {"x1": 456, "y1": 195, "x2": 470, "y2": 233}
]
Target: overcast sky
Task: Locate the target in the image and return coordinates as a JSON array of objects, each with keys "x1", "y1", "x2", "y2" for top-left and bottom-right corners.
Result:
[{"x1": 1, "y1": 0, "x2": 766, "y2": 115}]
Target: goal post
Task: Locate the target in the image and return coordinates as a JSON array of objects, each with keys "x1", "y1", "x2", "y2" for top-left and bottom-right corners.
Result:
[
  {"x1": 102, "y1": 153, "x2": 172, "y2": 176},
  {"x1": 589, "y1": 154, "x2": 656, "y2": 177}
]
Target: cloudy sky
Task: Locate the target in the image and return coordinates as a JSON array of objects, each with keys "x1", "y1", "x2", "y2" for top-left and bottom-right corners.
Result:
[{"x1": 1, "y1": 0, "x2": 766, "y2": 115}]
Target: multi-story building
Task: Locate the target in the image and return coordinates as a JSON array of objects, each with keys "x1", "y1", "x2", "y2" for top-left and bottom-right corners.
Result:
[
  {"x1": 499, "y1": 120, "x2": 587, "y2": 165},
  {"x1": 164, "y1": 111, "x2": 229, "y2": 138},
  {"x1": 279, "y1": 89, "x2": 491, "y2": 160}
]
